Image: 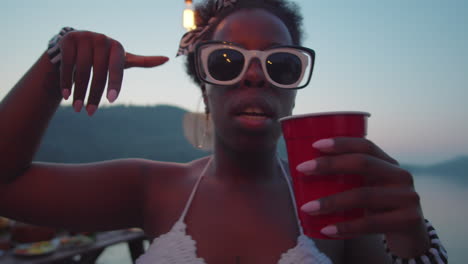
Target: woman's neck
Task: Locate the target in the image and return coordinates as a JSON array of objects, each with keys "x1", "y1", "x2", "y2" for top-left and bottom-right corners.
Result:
[{"x1": 208, "y1": 141, "x2": 283, "y2": 186}]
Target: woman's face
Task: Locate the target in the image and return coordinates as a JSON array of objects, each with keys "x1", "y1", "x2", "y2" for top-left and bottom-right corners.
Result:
[{"x1": 205, "y1": 8, "x2": 297, "y2": 152}]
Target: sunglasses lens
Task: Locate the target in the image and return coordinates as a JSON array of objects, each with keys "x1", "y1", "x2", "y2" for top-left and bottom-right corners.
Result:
[
  {"x1": 266, "y1": 52, "x2": 302, "y2": 85},
  {"x1": 207, "y1": 49, "x2": 245, "y2": 81}
]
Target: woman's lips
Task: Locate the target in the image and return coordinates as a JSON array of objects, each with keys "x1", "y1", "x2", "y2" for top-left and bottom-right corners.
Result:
[
  {"x1": 237, "y1": 107, "x2": 270, "y2": 117},
  {"x1": 234, "y1": 107, "x2": 273, "y2": 128},
  {"x1": 234, "y1": 115, "x2": 271, "y2": 129},
  {"x1": 228, "y1": 96, "x2": 278, "y2": 130}
]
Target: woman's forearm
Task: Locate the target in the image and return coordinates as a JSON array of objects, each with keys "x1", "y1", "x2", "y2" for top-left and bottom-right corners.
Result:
[{"x1": 0, "y1": 52, "x2": 62, "y2": 181}]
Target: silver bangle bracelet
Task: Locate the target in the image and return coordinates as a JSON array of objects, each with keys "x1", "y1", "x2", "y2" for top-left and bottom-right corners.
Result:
[
  {"x1": 47, "y1": 27, "x2": 75, "y2": 65},
  {"x1": 383, "y1": 219, "x2": 448, "y2": 264}
]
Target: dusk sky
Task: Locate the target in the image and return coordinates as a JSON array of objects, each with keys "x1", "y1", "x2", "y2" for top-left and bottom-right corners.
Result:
[{"x1": 1, "y1": 0, "x2": 467, "y2": 165}]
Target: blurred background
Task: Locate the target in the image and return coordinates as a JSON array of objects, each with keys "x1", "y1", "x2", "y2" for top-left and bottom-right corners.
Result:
[{"x1": 1, "y1": 0, "x2": 466, "y2": 263}]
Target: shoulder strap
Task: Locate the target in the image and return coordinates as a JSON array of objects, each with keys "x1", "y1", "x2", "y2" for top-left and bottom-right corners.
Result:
[
  {"x1": 178, "y1": 157, "x2": 213, "y2": 222},
  {"x1": 277, "y1": 155, "x2": 305, "y2": 234}
]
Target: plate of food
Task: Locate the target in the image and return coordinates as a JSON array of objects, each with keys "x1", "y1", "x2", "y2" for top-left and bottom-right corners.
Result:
[
  {"x1": 13, "y1": 238, "x2": 60, "y2": 257},
  {"x1": 0, "y1": 217, "x2": 10, "y2": 231},
  {"x1": 60, "y1": 234, "x2": 95, "y2": 249}
]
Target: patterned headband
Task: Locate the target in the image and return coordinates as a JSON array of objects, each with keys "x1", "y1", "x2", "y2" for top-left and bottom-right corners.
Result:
[{"x1": 176, "y1": 0, "x2": 237, "y2": 56}]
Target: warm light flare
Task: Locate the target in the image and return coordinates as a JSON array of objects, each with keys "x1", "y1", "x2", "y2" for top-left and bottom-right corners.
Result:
[{"x1": 183, "y1": 0, "x2": 196, "y2": 31}]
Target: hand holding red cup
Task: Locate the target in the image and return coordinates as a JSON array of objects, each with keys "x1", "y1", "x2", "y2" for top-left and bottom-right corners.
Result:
[{"x1": 280, "y1": 111, "x2": 370, "y2": 239}]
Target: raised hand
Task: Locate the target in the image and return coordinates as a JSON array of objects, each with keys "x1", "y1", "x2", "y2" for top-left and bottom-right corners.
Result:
[{"x1": 58, "y1": 31, "x2": 169, "y2": 115}]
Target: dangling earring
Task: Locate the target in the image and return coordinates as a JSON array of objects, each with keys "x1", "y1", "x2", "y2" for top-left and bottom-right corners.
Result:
[
  {"x1": 197, "y1": 112, "x2": 210, "y2": 149},
  {"x1": 197, "y1": 89, "x2": 213, "y2": 151},
  {"x1": 182, "y1": 96, "x2": 213, "y2": 151}
]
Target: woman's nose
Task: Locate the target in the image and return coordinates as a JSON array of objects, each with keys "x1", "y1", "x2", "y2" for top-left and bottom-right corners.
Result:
[{"x1": 243, "y1": 59, "x2": 266, "y2": 88}]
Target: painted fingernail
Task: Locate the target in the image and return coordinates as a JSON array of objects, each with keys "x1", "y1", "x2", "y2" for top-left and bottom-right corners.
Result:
[
  {"x1": 296, "y1": 160, "x2": 317, "y2": 173},
  {"x1": 62, "y1": 89, "x2": 71, "y2": 100},
  {"x1": 73, "y1": 100, "x2": 83, "y2": 112},
  {"x1": 86, "y1": 104, "x2": 97, "y2": 116},
  {"x1": 301, "y1": 200, "x2": 320, "y2": 213},
  {"x1": 320, "y1": 225, "x2": 338, "y2": 237},
  {"x1": 313, "y1": 139, "x2": 334, "y2": 149},
  {"x1": 107, "y1": 90, "x2": 118, "y2": 103}
]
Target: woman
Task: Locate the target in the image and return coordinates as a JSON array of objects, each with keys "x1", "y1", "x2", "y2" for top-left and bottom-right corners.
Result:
[{"x1": 0, "y1": 0, "x2": 446, "y2": 263}]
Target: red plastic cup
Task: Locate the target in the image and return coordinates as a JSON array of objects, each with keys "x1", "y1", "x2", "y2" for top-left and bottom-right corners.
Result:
[{"x1": 280, "y1": 111, "x2": 370, "y2": 239}]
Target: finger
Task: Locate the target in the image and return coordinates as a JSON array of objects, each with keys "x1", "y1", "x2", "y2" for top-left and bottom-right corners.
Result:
[
  {"x1": 106, "y1": 40, "x2": 125, "y2": 103},
  {"x1": 312, "y1": 137, "x2": 399, "y2": 165},
  {"x1": 296, "y1": 154, "x2": 414, "y2": 186},
  {"x1": 301, "y1": 186, "x2": 420, "y2": 216},
  {"x1": 72, "y1": 39, "x2": 93, "y2": 112},
  {"x1": 124, "y1": 53, "x2": 169, "y2": 69},
  {"x1": 320, "y1": 208, "x2": 425, "y2": 238},
  {"x1": 59, "y1": 33, "x2": 77, "y2": 98},
  {"x1": 87, "y1": 34, "x2": 111, "y2": 116}
]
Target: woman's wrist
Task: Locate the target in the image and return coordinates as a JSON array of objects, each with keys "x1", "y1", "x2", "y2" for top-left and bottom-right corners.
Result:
[
  {"x1": 384, "y1": 217, "x2": 430, "y2": 257},
  {"x1": 383, "y1": 219, "x2": 447, "y2": 264},
  {"x1": 47, "y1": 27, "x2": 75, "y2": 66}
]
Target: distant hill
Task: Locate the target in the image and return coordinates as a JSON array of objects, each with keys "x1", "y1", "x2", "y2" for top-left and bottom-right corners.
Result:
[
  {"x1": 402, "y1": 156, "x2": 468, "y2": 185},
  {"x1": 34, "y1": 105, "x2": 208, "y2": 163},
  {"x1": 34, "y1": 105, "x2": 466, "y2": 185}
]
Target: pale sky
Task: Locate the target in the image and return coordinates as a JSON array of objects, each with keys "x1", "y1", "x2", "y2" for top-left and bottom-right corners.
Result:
[{"x1": 1, "y1": 0, "x2": 467, "y2": 165}]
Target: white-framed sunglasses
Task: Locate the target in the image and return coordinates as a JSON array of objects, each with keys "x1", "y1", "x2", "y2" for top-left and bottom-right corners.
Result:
[{"x1": 194, "y1": 41, "x2": 315, "y2": 89}]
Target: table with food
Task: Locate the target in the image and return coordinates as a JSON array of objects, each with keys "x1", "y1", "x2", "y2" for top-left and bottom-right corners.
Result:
[{"x1": 0, "y1": 217, "x2": 146, "y2": 264}]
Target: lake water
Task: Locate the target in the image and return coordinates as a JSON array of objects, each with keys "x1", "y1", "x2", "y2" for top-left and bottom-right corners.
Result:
[
  {"x1": 413, "y1": 174, "x2": 467, "y2": 263},
  {"x1": 95, "y1": 173, "x2": 467, "y2": 263}
]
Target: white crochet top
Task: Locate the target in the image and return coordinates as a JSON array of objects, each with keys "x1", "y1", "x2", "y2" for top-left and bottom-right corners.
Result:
[{"x1": 136, "y1": 157, "x2": 333, "y2": 264}]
